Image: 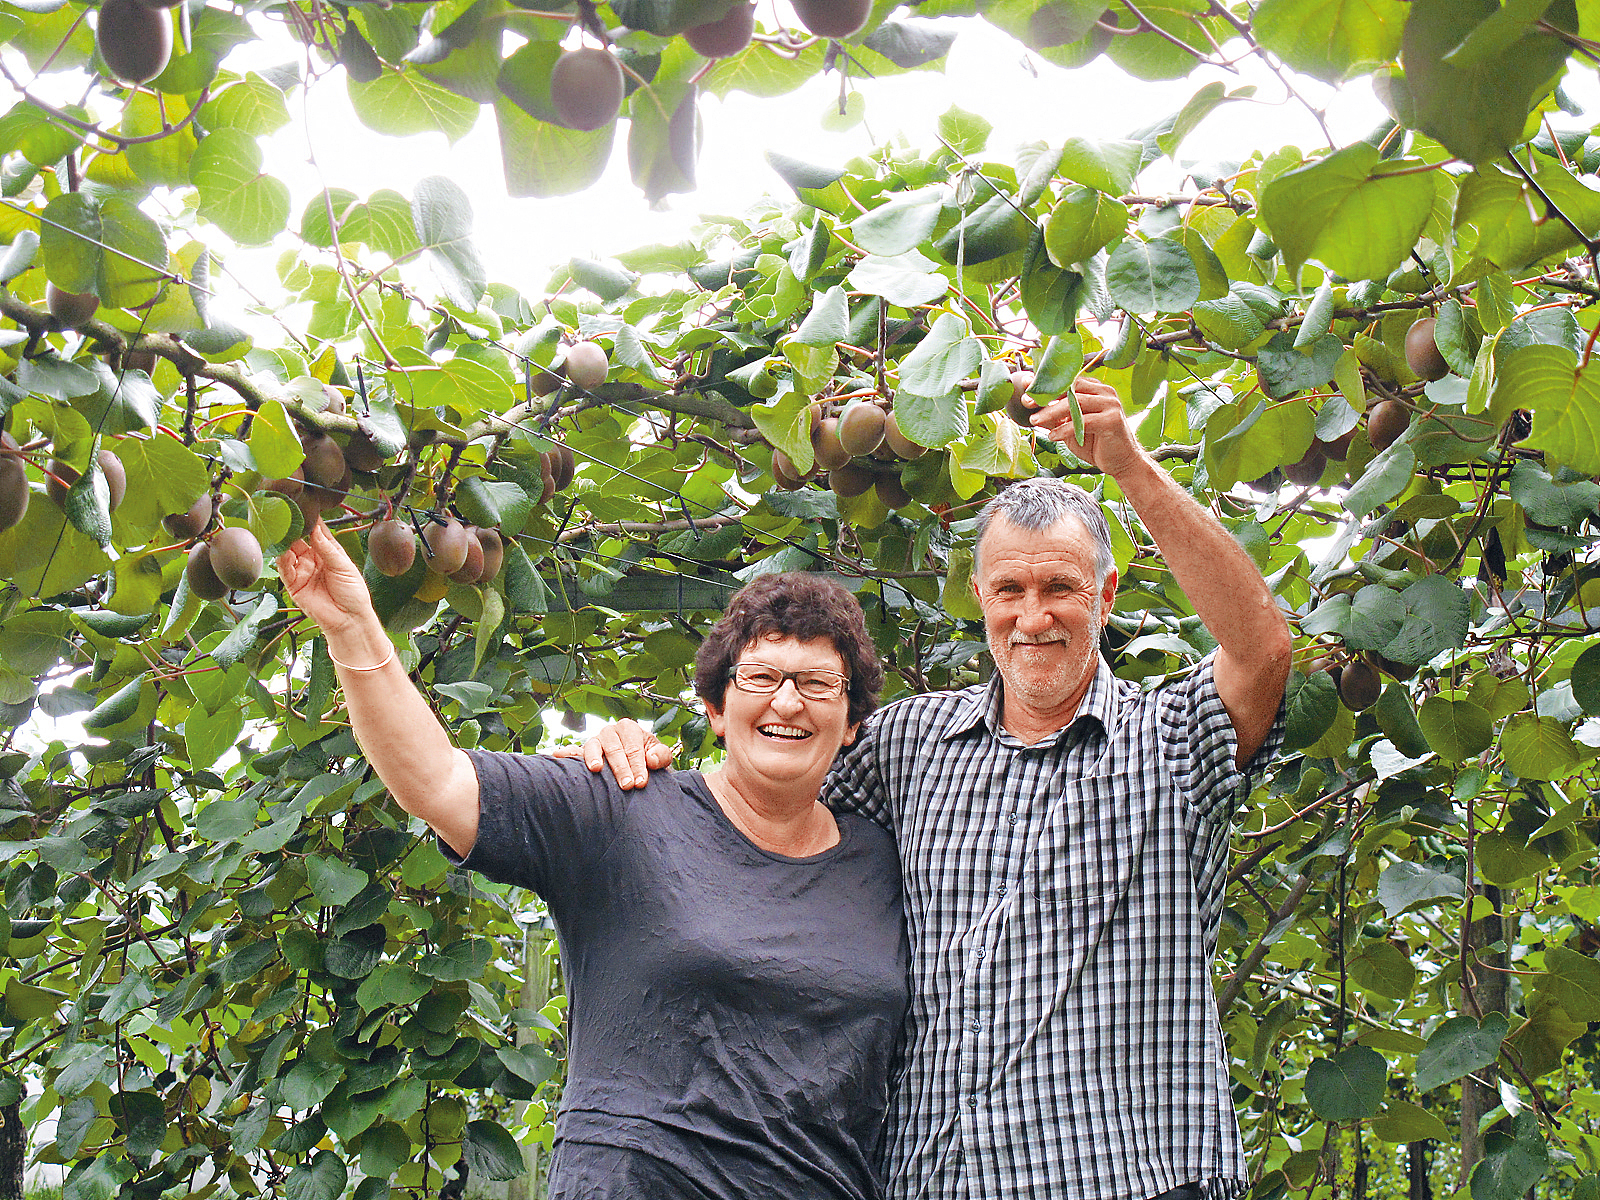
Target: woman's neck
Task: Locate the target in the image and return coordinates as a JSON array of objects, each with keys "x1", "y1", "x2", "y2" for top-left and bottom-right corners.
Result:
[{"x1": 703, "y1": 768, "x2": 839, "y2": 857}]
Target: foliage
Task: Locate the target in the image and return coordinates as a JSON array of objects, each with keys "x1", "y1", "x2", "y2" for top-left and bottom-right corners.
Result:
[{"x1": 2, "y1": 1, "x2": 1600, "y2": 1198}]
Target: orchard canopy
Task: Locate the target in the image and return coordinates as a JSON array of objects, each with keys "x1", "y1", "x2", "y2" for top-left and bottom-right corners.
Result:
[{"x1": 4, "y1": 0, "x2": 1600, "y2": 1198}]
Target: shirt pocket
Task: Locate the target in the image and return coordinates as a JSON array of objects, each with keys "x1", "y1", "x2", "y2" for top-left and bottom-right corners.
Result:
[{"x1": 1028, "y1": 769, "x2": 1147, "y2": 906}]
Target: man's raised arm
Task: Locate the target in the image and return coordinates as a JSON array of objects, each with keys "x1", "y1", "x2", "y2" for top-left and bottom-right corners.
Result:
[{"x1": 1033, "y1": 378, "x2": 1292, "y2": 766}]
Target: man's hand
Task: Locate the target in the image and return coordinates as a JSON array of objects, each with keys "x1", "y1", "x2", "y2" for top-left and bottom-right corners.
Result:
[
  {"x1": 1029, "y1": 376, "x2": 1145, "y2": 479},
  {"x1": 549, "y1": 718, "x2": 675, "y2": 789},
  {"x1": 279, "y1": 519, "x2": 381, "y2": 639}
]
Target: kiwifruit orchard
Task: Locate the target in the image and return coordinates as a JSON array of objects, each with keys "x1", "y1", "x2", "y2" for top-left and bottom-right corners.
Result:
[{"x1": 1, "y1": 1, "x2": 1600, "y2": 1198}]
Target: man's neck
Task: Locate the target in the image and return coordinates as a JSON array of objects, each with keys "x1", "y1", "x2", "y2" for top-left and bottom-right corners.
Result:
[{"x1": 999, "y1": 676, "x2": 1096, "y2": 746}]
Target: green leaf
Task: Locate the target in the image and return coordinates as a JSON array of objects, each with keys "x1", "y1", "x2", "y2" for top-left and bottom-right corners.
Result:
[
  {"x1": 1418, "y1": 697, "x2": 1494, "y2": 762},
  {"x1": 202, "y1": 72, "x2": 291, "y2": 137},
  {"x1": 1387, "y1": 0, "x2": 1575, "y2": 165},
  {"x1": 248, "y1": 399, "x2": 305, "y2": 479},
  {"x1": 892, "y1": 390, "x2": 968, "y2": 449},
  {"x1": 1500, "y1": 714, "x2": 1581, "y2": 781},
  {"x1": 1157, "y1": 81, "x2": 1252, "y2": 157},
  {"x1": 493, "y1": 95, "x2": 613, "y2": 200},
  {"x1": 628, "y1": 79, "x2": 698, "y2": 205},
  {"x1": 1043, "y1": 185, "x2": 1128, "y2": 268},
  {"x1": 1282, "y1": 670, "x2": 1338, "y2": 752},
  {"x1": 1304, "y1": 1044, "x2": 1385, "y2": 1121},
  {"x1": 1055, "y1": 135, "x2": 1142, "y2": 195},
  {"x1": 185, "y1": 703, "x2": 243, "y2": 770},
  {"x1": 286, "y1": 1150, "x2": 348, "y2": 1200},
  {"x1": 1257, "y1": 332, "x2": 1345, "y2": 398},
  {"x1": 306, "y1": 855, "x2": 370, "y2": 907},
  {"x1": 416, "y1": 936, "x2": 494, "y2": 980},
  {"x1": 463, "y1": 1119, "x2": 527, "y2": 1181},
  {"x1": 1377, "y1": 859, "x2": 1465, "y2": 917},
  {"x1": 846, "y1": 250, "x2": 949, "y2": 307},
  {"x1": 898, "y1": 312, "x2": 981, "y2": 400},
  {"x1": 1570, "y1": 641, "x2": 1600, "y2": 716},
  {"x1": 1455, "y1": 163, "x2": 1600, "y2": 271},
  {"x1": 1384, "y1": 574, "x2": 1470, "y2": 665},
  {"x1": 937, "y1": 104, "x2": 991, "y2": 157},
  {"x1": 792, "y1": 285, "x2": 849, "y2": 348},
  {"x1": 1415, "y1": 1012, "x2": 1508, "y2": 1091},
  {"x1": 191, "y1": 129, "x2": 291, "y2": 246},
  {"x1": 751, "y1": 391, "x2": 818, "y2": 474},
  {"x1": 1252, "y1": 0, "x2": 1407, "y2": 83},
  {"x1": 1492, "y1": 344, "x2": 1600, "y2": 475},
  {"x1": 1105, "y1": 237, "x2": 1200, "y2": 314},
  {"x1": 851, "y1": 186, "x2": 944, "y2": 257},
  {"x1": 0, "y1": 501, "x2": 112, "y2": 599},
  {"x1": 1348, "y1": 937, "x2": 1416, "y2": 999},
  {"x1": 1471, "y1": 1112, "x2": 1549, "y2": 1200},
  {"x1": 1258, "y1": 143, "x2": 1436, "y2": 280},
  {"x1": 1370, "y1": 1100, "x2": 1451, "y2": 1144},
  {"x1": 413, "y1": 175, "x2": 486, "y2": 310},
  {"x1": 349, "y1": 70, "x2": 480, "y2": 142},
  {"x1": 1373, "y1": 683, "x2": 1429, "y2": 758},
  {"x1": 1535, "y1": 946, "x2": 1600, "y2": 1021}
]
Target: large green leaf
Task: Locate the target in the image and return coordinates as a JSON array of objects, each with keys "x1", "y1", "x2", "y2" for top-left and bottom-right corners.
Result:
[
  {"x1": 1418, "y1": 696, "x2": 1494, "y2": 762},
  {"x1": 1105, "y1": 237, "x2": 1199, "y2": 314},
  {"x1": 1377, "y1": 859, "x2": 1464, "y2": 917},
  {"x1": 463, "y1": 1119, "x2": 527, "y2": 1181},
  {"x1": 1304, "y1": 1045, "x2": 1385, "y2": 1121},
  {"x1": 1055, "y1": 136, "x2": 1142, "y2": 195},
  {"x1": 191, "y1": 129, "x2": 291, "y2": 246},
  {"x1": 1414, "y1": 1012, "x2": 1508, "y2": 1091},
  {"x1": 1492, "y1": 344, "x2": 1600, "y2": 475},
  {"x1": 348, "y1": 70, "x2": 480, "y2": 141},
  {"x1": 1455, "y1": 162, "x2": 1600, "y2": 272},
  {"x1": 412, "y1": 175, "x2": 486, "y2": 310},
  {"x1": 1499, "y1": 714, "x2": 1581, "y2": 780},
  {"x1": 1471, "y1": 1112, "x2": 1549, "y2": 1200},
  {"x1": 1043, "y1": 185, "x2": 1128, "y2": 268},
  {"x1": 1282, "y1": 669, "x2": 1338, "y2": 752},
  {"x1": 1258, "y1": 142, "x2": 1436, "y2": 280},
  {"x1": 1251, "y1": 0, "x2": 1406, "y2": 83}
]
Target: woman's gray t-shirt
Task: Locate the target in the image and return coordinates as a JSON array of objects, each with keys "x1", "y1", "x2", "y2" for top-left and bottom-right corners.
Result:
[{"x1": 450, "y1": 753, "x2": 909, "y2": 1200}]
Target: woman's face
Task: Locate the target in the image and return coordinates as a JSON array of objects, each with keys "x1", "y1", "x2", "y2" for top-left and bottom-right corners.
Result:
[{"x1": 706, "y1": 633, "x2": 859, "y2": 794}]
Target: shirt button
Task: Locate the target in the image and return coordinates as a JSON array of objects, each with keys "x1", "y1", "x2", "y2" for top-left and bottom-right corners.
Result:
[
  {"x1": 1008, "y1": 813, "x2": 1019, "y2": 826},
  {"x1": 967, "y1": 1095, "x2": 978, "y2": 1109},
  {"x1": 969, "y1": 1019, "x2": 981, "y2": 1033},
  {"x1": 975, "y1": 947, "x2": 986, "y2": 959},
  {"x1": 997, "y1": 884, "x2": 1007, "y2": 896}
]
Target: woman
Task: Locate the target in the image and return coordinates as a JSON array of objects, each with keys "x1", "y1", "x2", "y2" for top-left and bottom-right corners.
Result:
[{"x1": 279, "y1": 520, "x2": 907, "y2": 1200}]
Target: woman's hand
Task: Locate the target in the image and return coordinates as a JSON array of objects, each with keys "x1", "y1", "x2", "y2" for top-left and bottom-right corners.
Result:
[{"x1": 278, "y1": 519, "x2": 380, "y2": 638}]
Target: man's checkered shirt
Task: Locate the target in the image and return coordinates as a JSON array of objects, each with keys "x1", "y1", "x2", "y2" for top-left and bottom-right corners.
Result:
[{"x1": 827, "y1": 653, "x2": 1285, "y2": 1200}]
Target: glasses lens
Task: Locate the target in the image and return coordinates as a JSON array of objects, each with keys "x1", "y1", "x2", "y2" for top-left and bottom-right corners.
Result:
[
  {"x1": 736, "y1": 666, "x2": 783, "y2": 692},
  {"x1": 734, "y1": 665, "x2": 847, "y2": 698},
  {"x1": 795, "y1": 672, "x2": 846, "y2": 699}
]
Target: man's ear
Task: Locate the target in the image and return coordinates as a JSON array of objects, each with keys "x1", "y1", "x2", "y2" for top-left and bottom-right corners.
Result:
[{"x1": 1100, "y1": 569, "x2": 1118, "y2": 625}]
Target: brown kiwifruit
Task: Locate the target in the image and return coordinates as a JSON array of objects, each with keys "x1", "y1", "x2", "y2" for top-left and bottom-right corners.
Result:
[
  {"x1": 807, "y1": 402, "x2": 823, "y2": 437},
  {"x1": 876, "y1": 474, "x2": 911, "y2": 509},
  {"x1": 96, "y1": 0, "x2": 172, "y2": 85},
  {"x1": 1337, "y1": 658, "x2": 1382, "y2": 711},
  {"x1": 301, "y1": 433, "x2": 347, "y2": 489},
  {"x1": 263, "y1": 469, "x2": 305, "y2": 500},
  {"x1": 163, "y1": 493, "x2": 213, "y2": 541},
  {"x1": 1367, "y1": 400, "x2": 1410, "y2": 452},
  {"x1": 448, "y1": 529, "x2": 486, "y2": 584},
  {"x1": 550, "y1": 444, "x2": 576, "y2": 492},
  {"x1": 1364, "y1": 649, "x2": 1418, "y2": 682},
  {"x1": 209, "y1": 526, "x2": 264, "y2": 590},
  {"x1": 0, "y1": 455, "x2": 28, "y2": 533},
  {"x1": 882, "y1": 412, "x2": 926, "y2": 459},
  {"x1": 46, "y1": 283, "x2": 98, "y2": 329},
  {"x1": 343, "y1": 422, "x2": 388, "y2": 473},
  {"x1": 1404, "y1": 317, "x2": 1449, "y2": 382},
  {"x1": 422, "y1": 518, "x2": 470, "y2": 575},
  {"x1": 772, "y1": 450, "x2": 807, "y2": 490},
  {"x1": 319, "y1": 382, "x2": 346, "y2": 415},
  {"x1": 790, "y1": 0, "x2": 870, "y2": 38},
  {"x1": 531, "y1": 367, "x2": 563, "y2": 397},
  {"x1": 1320, "y1": 430, "x2": 1356, "y2": 461},
  {"x1": 812, "y1": 418, "x2": 851, "y2": 471},
  {"x1": 564, "y1": 340, "x2": 610, "y2": 390},
  {"x1": 99, "y1": 449, "x2": 126, "y2": 511},
  {"x1": 684, "y1": 0, "x2": 756, "y2": 56},
  {"x1": 1283, "y1": 444, "x2": 1327, "y2": 488},
  {"x1": 837, "y1": 403, "x2": 886, "y2": 457},
  {"x1": 549, "y1": 49, "x2": 624, "y2": 132},
  {"x1": 185, "y1": 542, "x2": 228, "y2": 601},
  {"x1": 368, "y1": 519, "x2": 417, "y2": 578},
  {"x1": 828, "y1": 463, "x2": 875, "y2": 497},
  {"x1": 476, "y1": 527, "x2": 505, "y2": 582}
]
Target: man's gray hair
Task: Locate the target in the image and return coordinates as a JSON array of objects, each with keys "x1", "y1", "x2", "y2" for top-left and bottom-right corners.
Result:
[{"x1": 974, "y1": 477, "x2": 1115, "y2": 581}]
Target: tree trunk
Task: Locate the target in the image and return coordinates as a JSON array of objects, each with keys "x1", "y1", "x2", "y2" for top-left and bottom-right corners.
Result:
[
  {"x1": 1407, "y1": 1139, "x2": 1432, "y2": 1200},
  {"x1": 1460, "y1": 885, "x2": 1510, "y2": 1187},
  {"x1": 507, "y1": 924, "x2": 558, "y2": 1200},
  {"x1": 0, "y1": 1101, "x2": 23, "y2": 1200}
]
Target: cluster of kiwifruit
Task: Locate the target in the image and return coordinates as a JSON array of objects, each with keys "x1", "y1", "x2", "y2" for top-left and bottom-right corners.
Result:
[
  {"x1": 160, "y1": 492, "x2": 269, "y2": 600},
  {"x1": 95, "y1": 0, "x2": 179, "y2": 87},
  {"x1": 0, "y1": 428, "x2": 130, "y2": 534},
  {"x1": 1311, "y1": 648, "x2": 1418, "y2": 712},
  {"x1": 770, "y1": 400, "x2": 926, "y2": 510},
  {"x1": 368, "y1": 516, "x2": 507, "y2": 588}
]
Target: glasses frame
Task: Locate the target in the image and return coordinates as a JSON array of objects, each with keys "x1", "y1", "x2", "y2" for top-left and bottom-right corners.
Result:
[{"x1": 731, "y1": 662, "x2": 851, "y2": 701}]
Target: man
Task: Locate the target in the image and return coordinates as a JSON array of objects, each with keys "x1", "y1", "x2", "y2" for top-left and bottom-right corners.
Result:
[{"x1": 574, "y1": 378, "x2": 1292, "y2": 1200}]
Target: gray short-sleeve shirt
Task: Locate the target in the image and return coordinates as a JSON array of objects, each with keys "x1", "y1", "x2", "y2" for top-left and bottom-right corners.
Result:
[{"x1": 449, "y1": 753, "x2": 909, "y2": 1200}]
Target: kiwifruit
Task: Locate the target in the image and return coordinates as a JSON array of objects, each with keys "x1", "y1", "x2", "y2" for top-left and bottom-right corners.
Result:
[
  {"x1": 300, "y1": 433, "x2": 347, "y2": 489},
  {"x1": 550, "y1": 444, "x2": 576, "y2": 492},
  {"x1": 1283, "y1": 444, "x2": 1327, "y2": 488},
  {"x1": 876, "y1": 474, "x2": 911, "y2": 509},
  {"x1": 549, "y1": 48, "x2": 624, "y2": 132},
  {"x1": 1320, "y1": 430, "x2": 1356, "y2": 461},
  {"x1": 790, "y1": 0, "x2": 871, "y2": 39},
  {"x1": 828, "y1": 463, "x2": 875, "y2": 497},
  {"x1": 302, "y1": 455, "x2": 352, "y2": 518},
  {"x1": 133, "y1": 0, "x2": 184, "y2": 10},
  {"x1": 538, "y1": 453, "x2": 557, "y2": 504},
  {"x1": 772, "y1": 450, "x2": 807, "y2": 490},
  {"x1": 1367, "y1": 400, "x2": 1410, "y2": 452},
  {"x1": 531, "y1": 367, "x2": 563, "y2": 397},
  {"x1": 185, "y1": 543, "x2": 228, "y2": 601},
  {"x1": 123, "y1": 348, "x2": 157, "y2": 374},
  {"x1": 0, "y1": 455, "x2": 28, "y2": 533},
  {"x1": 684, "y1": 1, "x2": 756, "y2": 56},
  {"x1": 319, "y1": 383, "x2": 346, "y2": 415},
  {"x1": 45, "y1": 459, "x2": 76, "y2": 507},
  {"x1": 837, "y1": 403, "x2": 886, "y2": 457},
  {"x1": 209, "y1": 526, "x2": 264, "y2": 590},
  {"x1": 564, "y1": 341, "x2": 610, "y2": 390},
  {"x1": 882, "y1": 412, "x2": 926, "y2": 459},
  {"x1": 422, "y1": 518, "x2": 470, "y2": 576},
  {"x1": 1364, "y1": 649, "x2": 1418, "y2": 682},
  {"x1": 368, "y1": 519, "x2": 417, "y2": 578},
  {"x1": 163, "y1": 493, "x2": 213, "y2": 541},
  {"x1": 46, "y1": 283, "x2": 98, "y2": 329},
  {"x1": 100, "y1": 450, "x2": 126, "y2": 511},
  {"x1": 1337, "y1": 658, "x2": 1382, "y2": 711},
  {"x1": 476, "y1": 528, "x2": 505, "y2": 582},
  {"x1": 812, "y1": 418, "x2": 851, "y2": 471},
  {"x1": 96, "y1": 0, "x2": 171, "y2": 85},
  {"x1": 807, "y1": 403, "x2": 823, "y2": 437},
  {"x1": 414, "y1": 569, "x2": 451, "y2": 604},
  {"x1": 448, "y1": 529, "x2": 487, "y2": 584},
  {"x1": 343, "y1": 422, "x2": 388, "y2": 473},
  {"x1": 1006, "y1": 390, "x2": 1039, "y2": 428},
  {"x1": 263, "y1": 469, "x2": 305, "y2": 500},
  {"x1": 1404, "y1": 317, "x2": 1449, "y2": 382}
]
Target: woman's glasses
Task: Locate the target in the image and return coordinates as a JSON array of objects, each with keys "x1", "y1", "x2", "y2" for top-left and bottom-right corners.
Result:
[{"x1": 732, "y1": 663, "x2": 849, "y2": 700}]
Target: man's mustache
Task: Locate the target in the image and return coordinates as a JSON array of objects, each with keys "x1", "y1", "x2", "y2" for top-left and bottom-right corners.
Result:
[{"x1": 1009, "y1": 630, "x2": 1069, "y2": 646}]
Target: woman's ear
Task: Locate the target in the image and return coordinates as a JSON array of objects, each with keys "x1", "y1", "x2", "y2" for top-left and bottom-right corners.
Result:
[
  {"x1": 704, "y1": 698, "x2": 726, "y2": 739},
  {"x1": 841, "y1": 721, "x2": 860, "y2": 747}
]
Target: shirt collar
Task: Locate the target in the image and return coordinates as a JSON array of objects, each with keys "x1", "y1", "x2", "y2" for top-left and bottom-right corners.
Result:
[{"x1": 943, "y1": 654, "x2": 1119, "y2": 746}]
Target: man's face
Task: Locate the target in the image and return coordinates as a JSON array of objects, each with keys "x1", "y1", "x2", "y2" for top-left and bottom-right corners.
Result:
[{"x1": 973, "y1": 516, "x2": 1116, "y2": 715}]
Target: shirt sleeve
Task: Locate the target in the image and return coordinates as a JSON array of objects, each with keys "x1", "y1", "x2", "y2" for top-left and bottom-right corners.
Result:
[
  {"x1": 1166, "y1": 652, "x2": 1287, "y2": 825},
  {"x1": 822, "y1": 720, "x2": 896, "y2": 834},
  {"x1": 442, "y1": 751, "x2": 628, "y2": 906}
]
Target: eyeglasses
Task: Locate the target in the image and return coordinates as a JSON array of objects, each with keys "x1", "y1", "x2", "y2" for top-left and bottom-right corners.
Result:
[{"x1": 732, "y1": 663, "x2": 850, "y2": 701}]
